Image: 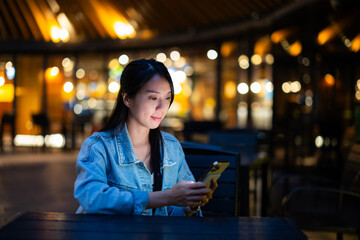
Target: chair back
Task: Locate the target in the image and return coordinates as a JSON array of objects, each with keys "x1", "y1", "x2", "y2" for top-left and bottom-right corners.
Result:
[
  {"x1": 209, "y1": 129, "x2": 257, "y2": 165},
  {"x1": 341, "y1": 142, "x2": 360, "y2": 193},
  {"x1": 181, "y1": 142, "x2": 241, "y2": 216}
]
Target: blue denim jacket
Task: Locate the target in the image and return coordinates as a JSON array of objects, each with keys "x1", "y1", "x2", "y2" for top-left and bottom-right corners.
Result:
[{"x1": 74, "y1": 124, "x2": 195, "y2": 216}]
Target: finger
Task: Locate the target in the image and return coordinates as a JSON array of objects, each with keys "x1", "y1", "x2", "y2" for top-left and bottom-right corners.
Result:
[
  {"x1": 191, "y1": 182, "x2": 207, "y2": 189},
  {"x1": 188, "y1": 195, "x2": 207, "y2": 202},
  {"x1": 210, "y1": 179, "x2": 218, "y2": 190},
  {"x1": 199, "y1": 198, "x2": 209, "y2": 207},
  {"x1": 188, "y1": 201, "x2": 201, "y2": 207},
  {"x1": 205, "y1": 192, "x2": 213, "y2": 199},
  {"x1": 193, "y1": 188, "x2": 211, "y2": 195}
]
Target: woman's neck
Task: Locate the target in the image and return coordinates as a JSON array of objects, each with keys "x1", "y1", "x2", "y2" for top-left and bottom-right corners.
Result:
[{"x1": 126, "y1": 120, "x2": 150, "y2": 146}]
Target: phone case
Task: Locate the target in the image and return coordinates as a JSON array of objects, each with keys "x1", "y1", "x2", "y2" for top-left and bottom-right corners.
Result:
[{"x1": 198, "y1": 161, "x2": 230, "y2": 187}]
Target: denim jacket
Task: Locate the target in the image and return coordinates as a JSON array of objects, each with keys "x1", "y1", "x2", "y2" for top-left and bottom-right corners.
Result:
[{"x1": 74, "y1": 124, "x2": 196, "y2": 216}]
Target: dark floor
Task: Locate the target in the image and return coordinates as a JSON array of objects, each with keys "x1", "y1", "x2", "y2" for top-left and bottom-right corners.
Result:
[
  {"x1": 0, "y1": 149, "x2": 357, "y2": 239},
  {"x1": 0, "y1": 150, "x2": 78, "y2": 227}
]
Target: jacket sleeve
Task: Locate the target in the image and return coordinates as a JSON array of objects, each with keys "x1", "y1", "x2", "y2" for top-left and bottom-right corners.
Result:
[
  {"x1": 74, "y1": 135, "x2": 148, "y2": 215},
  {"x1": 166, "y1": 142, "x2": 203, "y2": 216}
]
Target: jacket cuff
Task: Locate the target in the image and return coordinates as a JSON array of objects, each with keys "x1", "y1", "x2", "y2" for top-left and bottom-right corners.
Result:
[{"x1": 129, "y1": 190, "x2": 149, "y2": 215}]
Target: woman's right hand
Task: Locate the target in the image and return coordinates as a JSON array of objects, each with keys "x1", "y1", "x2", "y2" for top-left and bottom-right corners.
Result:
[{"x1": 168, "y1": 180, "x2": 210, "y2": 207}]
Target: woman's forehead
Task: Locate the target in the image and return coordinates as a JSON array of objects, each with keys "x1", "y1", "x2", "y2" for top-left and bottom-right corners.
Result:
[{"x1": 141, "y1": 74, "x2": 171, "y2": 93}]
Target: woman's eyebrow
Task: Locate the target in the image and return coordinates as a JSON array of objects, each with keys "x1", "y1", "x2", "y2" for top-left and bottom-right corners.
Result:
[{"x1": 146, "y1": 90, "x2": 172, "y2": 94}]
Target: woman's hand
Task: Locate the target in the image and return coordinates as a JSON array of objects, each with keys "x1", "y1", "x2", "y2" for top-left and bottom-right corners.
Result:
[
  {"x1": 168, "y1": 180, "x2": 210, "y2": 207},
  {"x1": 198, "y1": 179, "x2": 218, "y2": 207}
]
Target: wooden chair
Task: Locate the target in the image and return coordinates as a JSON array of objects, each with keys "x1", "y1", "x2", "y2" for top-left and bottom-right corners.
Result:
[
  {"x1": 281, "y1": 141, "x2": 360, "y2": 240},
  {"x1": 181, "y1": 142, "x2": 242, "y2": 216}
]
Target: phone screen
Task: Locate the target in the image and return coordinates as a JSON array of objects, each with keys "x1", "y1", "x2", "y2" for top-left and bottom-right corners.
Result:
[{"x1": 198, "y1": 161, "x2": 230, "y2": 187}]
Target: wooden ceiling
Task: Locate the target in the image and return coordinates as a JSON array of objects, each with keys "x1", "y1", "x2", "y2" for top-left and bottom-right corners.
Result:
[{"x1": 0, "y1": 0, "x2": 359, "y2": 53}]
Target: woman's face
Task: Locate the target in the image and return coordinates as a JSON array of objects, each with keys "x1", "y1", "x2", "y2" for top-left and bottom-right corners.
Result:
[{"x1": 124, "y1": 74, "x2": 172, "y2": 130}]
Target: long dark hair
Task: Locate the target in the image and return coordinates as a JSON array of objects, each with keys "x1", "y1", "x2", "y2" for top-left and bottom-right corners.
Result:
[{"x1": 102, "y1": 58, "x2": 174, "y2": 192}]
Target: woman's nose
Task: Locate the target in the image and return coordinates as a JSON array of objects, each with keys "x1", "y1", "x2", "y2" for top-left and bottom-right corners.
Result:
[{"x1": 156, "y1": 99, "x2": 167, "y2": 111}]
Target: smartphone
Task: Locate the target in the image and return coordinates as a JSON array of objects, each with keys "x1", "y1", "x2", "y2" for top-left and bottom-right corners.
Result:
[{"x1": 198, "y1": 161, "x2": 230, "y2": 187}]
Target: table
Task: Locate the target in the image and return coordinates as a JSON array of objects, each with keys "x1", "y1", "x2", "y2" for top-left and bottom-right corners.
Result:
[{"x1": 0, "y1": 212, "x2": 307, "y2": 240}]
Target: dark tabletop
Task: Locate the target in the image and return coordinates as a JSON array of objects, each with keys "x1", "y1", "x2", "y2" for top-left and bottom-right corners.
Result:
[{"x1": 0, "y1": 212, "x2": 307, "y2": 240}]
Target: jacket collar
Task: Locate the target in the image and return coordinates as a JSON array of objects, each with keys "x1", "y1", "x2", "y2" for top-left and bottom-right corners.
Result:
[{"x1": 114, "y1": 124, "x2": 175, "y2": 167}]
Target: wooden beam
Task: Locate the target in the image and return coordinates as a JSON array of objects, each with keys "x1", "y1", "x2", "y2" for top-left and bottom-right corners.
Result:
[
  {"x1": 77, "y1": 0, "x2": 108, "y2": 39},
  {"x1": 16, "y1": 0, "x2": 42, "y2": 41},
  {"x1": 26, "y1": 0, "x2": 51, "y2": 41},
  {"x1": 0, "y1": 0, "x2": 327, "y2": 53},
  {"x1": 8, "y1": 0, "x2": 31, "y2": 40},
  {"x1": 0, "y1": 6, "x2": 10, "y2": 40},
  {"x1": 0, "y1": 0, "x2": 20, "y2": 39},
  {"x1": 57, "y1": 0, "x2": 97, "y2": 39}
]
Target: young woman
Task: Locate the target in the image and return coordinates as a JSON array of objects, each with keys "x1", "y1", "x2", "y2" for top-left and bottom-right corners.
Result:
[{"x1": 74, "y1": 58, "x2": 217, "y2": 216}]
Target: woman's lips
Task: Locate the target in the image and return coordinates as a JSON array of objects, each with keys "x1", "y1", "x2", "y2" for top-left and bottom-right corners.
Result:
[{"x1": 151, "y1": 116, "x2": 162, "y2": 121}]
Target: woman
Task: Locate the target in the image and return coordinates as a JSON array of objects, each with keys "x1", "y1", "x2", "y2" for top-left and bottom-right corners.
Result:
[{"x1": 74, "y1": 58, "x2": 217, "y2": 216}]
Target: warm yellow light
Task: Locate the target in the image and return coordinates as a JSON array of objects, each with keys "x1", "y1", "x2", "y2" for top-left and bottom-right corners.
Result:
[
  {"x1": 271, "y1": 29, "x2": 292, "y2": 43},
  {"x1": 50, "y1": 26, "x2": 62, "y2": 43},
  {"x1": 205, "y1": 98, "x2": 216, "y2": 108},
  {"x1": 0, "y1": 84, "x2": 14, "y2": 102},
  {"x1": 45, "y1": 67, "x2": 60, "y2": 82},
  {"x1": 254, "y1": 36, "x2": 271, "y2": 55},
  {"x1": 60, "y1": 28, "x2": 69, "y2": 42},
  {"x1": 5, "y1": 61, "x2": 12, "y2": 69},
  {"x1": 88, "y1": 0, "x2": 136, "y2": 39},
  {"x1": 118, "y1": 54, "x2": 129, "y2": 65},
  {"x1": 108, "y1": 81, "x2": 120, "y2": 93},
  {"x1": 207, "y1": 49, "x2": 218, "y2": 60},
  {"x1": 50, "y1": 67, "x2": 59, "y2": 76},
  {"x1": 290, "y1": 81, "x2": 301, "y2": 93},
  {"x1": 282, "y1": 82, "x2": 291, "y2": 93},
  {"x1": 224, "y1": 81, "x2": 236, "y2": 99},
  {"x1": 57, "y1": 12, "x2": 73, "y2": 42},
  {"x1": 156, "y1": 53, "x2": 167, "y2": 63},
  {"x1": 174, "y1": 83, "x2": 182, "y2": 95},
  {"x1": 114, "y1": 21, "x2": 135, "y2": 39},
  {"x1": 251, "y1": 54, "x2": 262, "y2": 65},
  {"x1": 108, "y1": 58, "x2": 120, "y2": 69},
  {"x1": 238, "y1": 55, "x2": 249, "y2": 69},
  {"x1": 221, "y1": 41, "x2": 237, "y2": 57},
  {"x1": 317, "y1": 26, "x2": 336, "y2": 45},
  {"x1": 288, "y1": 41, "x2": 302, "y2": 56},
  {"x1": 250, "y1": 82, "x2": 262, "y2": 94},
  {"x1": 63, "y1": 81, "x2": 74, "y2": 93},
  {"x1": 351, "y1": 34, "x2": 360, "y2": 52},
  {"x1": 237, "y1": 83, "x2": 249, "y2": 94},
  {"x1": 324, "y1": 74, "x2": 335, "y2": 86},
  {"x1": 265, "y1": 54, "x2": 274, "y2": 65},
  {"x1": 76, "y1": 69, "x2": 85, "y2": 79},
  {"x1": 170, "y1": 51, "x2": 180, "y2": 61}
]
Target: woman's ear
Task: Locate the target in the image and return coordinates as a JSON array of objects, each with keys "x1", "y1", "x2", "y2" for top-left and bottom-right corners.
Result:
[{"x1": 122, "y1": 93, "x2": 131, "y2": 108}]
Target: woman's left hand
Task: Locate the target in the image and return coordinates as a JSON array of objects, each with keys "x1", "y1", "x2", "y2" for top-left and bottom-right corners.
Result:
[{"x1": 199, "y1": 179, "x2": 218, "y2": 207}]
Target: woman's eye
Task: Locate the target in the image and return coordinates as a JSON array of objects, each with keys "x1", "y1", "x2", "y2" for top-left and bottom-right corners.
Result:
[
  {"x1": 166, "y1": 97, "x2": 171, "y2": 101},
  {"x1": 150, "y1": 97, "x2": 157, "y2": 100}
]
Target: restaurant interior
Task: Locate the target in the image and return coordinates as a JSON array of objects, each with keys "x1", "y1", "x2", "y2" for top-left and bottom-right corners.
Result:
[{"x1": 0, "y1": 0, "x2": 359, "y2": 239}]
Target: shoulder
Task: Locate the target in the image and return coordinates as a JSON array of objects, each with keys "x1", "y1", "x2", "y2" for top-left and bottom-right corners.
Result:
[
  {"x1": 79, "y1": 130, "x2": 116, "y2": 157},
  {"x1": 161, "y1": 131, "x2": 179, "y2": 143},
  {"x1": 83, "y1": 130, "x2": 114, "y2": 146},
  {"x1": 161, "y1": 131, "x2": 184, "y2": 162}
]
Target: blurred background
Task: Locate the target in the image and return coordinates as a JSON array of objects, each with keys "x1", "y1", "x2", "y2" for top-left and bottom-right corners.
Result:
[{"x1": 0, "y1": 0, "x2": 359, "y2": 239}]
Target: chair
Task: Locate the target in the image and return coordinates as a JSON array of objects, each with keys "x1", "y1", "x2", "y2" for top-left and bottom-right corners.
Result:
[
  {"x1": 281, "y1": 141, "x2": 360, "y2": 240},
  {"x1": 209, "y1": 128, "x2": 257, "y2": 165},
  {"x1": 0, "y1": 113, "x2": 15, "y2": 152},
  {"x1": 32, "y1": 113, "x2": 50, "y2": 137},
  {"x1": 182, "y1": 120, "x2": 222, "y2": 143},
  {"x1": 208, "y1": 129, "x2": 269, "y2": 216},
  {"x1": 181, "y1": 142, "x2": 242, "y2": 216}
]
